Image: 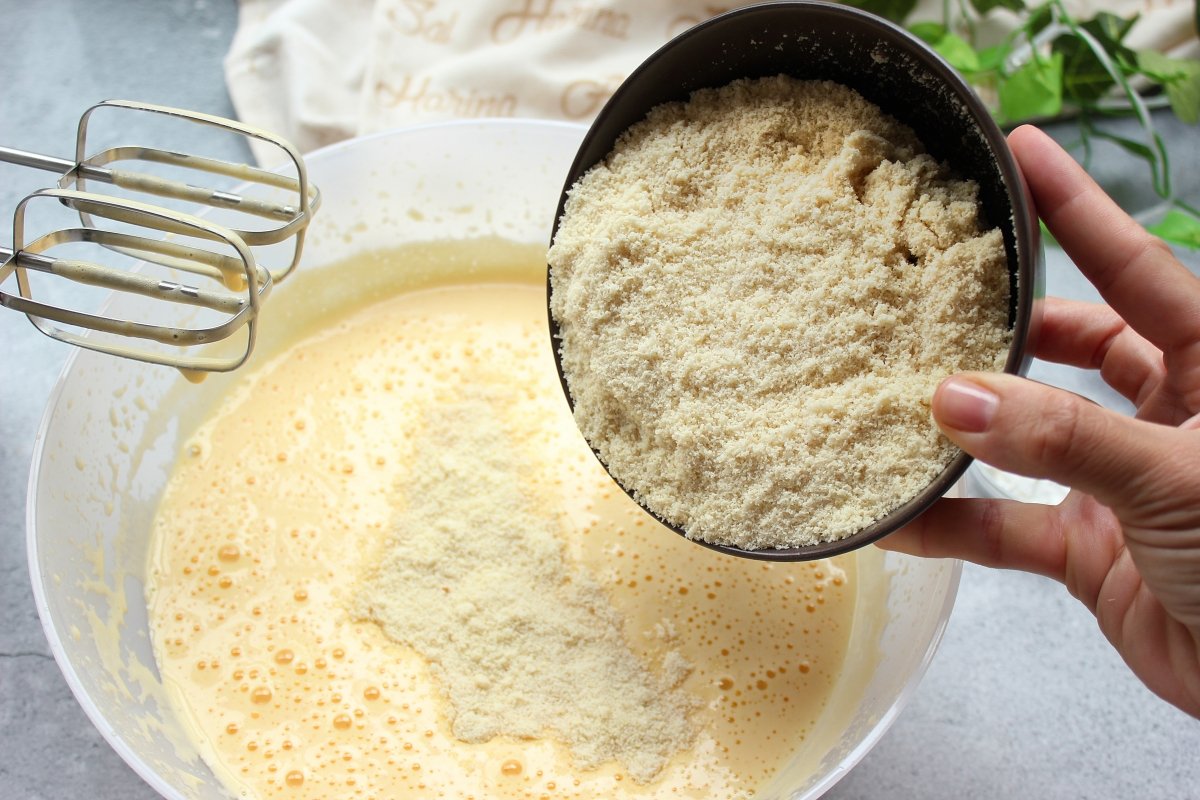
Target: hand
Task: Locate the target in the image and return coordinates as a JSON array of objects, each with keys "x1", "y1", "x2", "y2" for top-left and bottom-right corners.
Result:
[{"x1": 879, "y1": 125, "x2": 1200, "y2": 718}]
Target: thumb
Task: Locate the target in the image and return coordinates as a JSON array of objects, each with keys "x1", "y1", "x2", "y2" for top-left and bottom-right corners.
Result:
[{"x1": 933, "y1": 372, "x2": 1183, "y2": 517}]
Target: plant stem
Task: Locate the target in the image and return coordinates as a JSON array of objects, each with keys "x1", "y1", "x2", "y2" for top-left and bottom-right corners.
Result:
[
  {"x1": 1049, "y1": 0, "x2": 1172, "y2": 198},
  {"x1": 1078, "y1": 115, "x2": 1094, "y2": 170},
  {"x1": 956, "y1": 0, "x2": 977, "y2": 43},
  {"x1": 1177, "y1": 199, "x2": 1200, "y2": 218}
]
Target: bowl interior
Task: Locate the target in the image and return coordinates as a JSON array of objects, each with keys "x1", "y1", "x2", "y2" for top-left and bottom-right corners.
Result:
[
  {"x1": 29, "y1": 119, "x2": 959, "y2": 800},
  {"x1": 548, "y1": 0, "x2": 1040, "y2": 560}
]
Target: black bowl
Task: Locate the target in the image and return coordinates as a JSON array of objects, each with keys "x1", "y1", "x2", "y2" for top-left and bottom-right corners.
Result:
[{"x1": 547, "y1": 0, "x2": 1042, "y2": 561}]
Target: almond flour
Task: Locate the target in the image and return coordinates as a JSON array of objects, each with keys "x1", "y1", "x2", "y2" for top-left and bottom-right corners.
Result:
[
  {"x1": 355, "y1": 393, "x2": 696, "y2": 784},
  {"x1": 548, "y1": 76, "x2": 1011, "y2": 550}
]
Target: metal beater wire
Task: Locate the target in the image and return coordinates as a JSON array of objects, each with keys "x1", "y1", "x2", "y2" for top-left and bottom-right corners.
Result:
[{"x1": 0, "y1": 100, "x2": 320, "y2": 372}]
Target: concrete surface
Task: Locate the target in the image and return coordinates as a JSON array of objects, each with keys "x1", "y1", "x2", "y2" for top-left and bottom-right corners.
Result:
[{"x1": 1, "y1": 1, "x2": 1197, "y2": 798}]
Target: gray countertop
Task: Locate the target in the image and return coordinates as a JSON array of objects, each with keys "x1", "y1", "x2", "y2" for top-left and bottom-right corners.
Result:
[{"x1": 1, "y1": 1, "x2": 1197, "y2": 798}]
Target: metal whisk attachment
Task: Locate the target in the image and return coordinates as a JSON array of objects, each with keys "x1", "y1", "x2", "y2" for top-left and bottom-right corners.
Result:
[{"x1": 1, "y1": 100, "x2": 320, "y2": 373}]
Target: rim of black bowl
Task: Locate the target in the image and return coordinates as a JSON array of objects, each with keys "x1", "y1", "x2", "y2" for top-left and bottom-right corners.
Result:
[{"x1": 547, "y1": 0, "x2": 1040, "y2": 562}]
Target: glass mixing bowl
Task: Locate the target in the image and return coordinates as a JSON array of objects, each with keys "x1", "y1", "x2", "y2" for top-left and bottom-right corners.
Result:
[{"x1": 27, "y1": 119, "x2": 961, "y2": 799}]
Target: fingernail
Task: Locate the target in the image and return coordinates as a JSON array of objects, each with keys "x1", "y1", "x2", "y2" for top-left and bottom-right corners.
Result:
[{"x1": 935, "y1": 377, "x2": 999, "y2": 433}]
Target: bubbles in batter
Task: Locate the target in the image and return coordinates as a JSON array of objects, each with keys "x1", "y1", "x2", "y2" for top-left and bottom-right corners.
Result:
[{"x1": 146, "y1": 241, "x2": 863, "y2": 800}]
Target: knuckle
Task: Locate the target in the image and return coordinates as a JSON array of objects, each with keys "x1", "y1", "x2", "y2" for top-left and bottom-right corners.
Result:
[
  {"x1": 1099, "y1": 230, "x2": 1176, "y2": 296},
  {"x1": 1092, "y1": 317, "x2": 1130, "y2": 371},
  {"x1": 1130, "y1": 230, "x2": 1177, "y2": 277},
  {"x1": 1132, "y1": 433, "x2": 1200, "y2": 518},
  {"x1": 1141, "y1": 230, "x2": 1177, "y2": 264},
  {"x1": 1027, "y1": 392, "x2": 1086, "y2": 467},
  {"x1": 977, "y1": 499, "x2": 1007, "y2": 566}
]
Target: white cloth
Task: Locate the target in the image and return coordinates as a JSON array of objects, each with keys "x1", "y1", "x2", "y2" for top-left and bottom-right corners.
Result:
[{"x1": 225, "y1": 0, "x2": 1199, "y2": 164}]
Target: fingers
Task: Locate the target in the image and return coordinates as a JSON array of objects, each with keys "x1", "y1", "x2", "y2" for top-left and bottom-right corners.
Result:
[
  {"x1": 879, "y1": 497, "x2": 1067, "y2": 580},
  {"x1": 1008, "y1": 125, "x2": 1200, "y2": 356},
  {"x1": 931, "y1": 372, "x2": 1182, "y2": 516},
  {"x1": 1037, "y1": 297, "x2": 1165, "y2": 407}
]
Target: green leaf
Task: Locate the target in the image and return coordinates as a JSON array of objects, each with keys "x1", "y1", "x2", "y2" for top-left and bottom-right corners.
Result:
[
  {"x1": 970, "y1": 0, "x2": 1025, "y2": 13},
  {"x1": 1052, "y1": 12, "x2": 1138, "y2": 104},
  {"x1": 842, "y1": 0, "x2": 918, "y2": 23},
  {"x1": 909, "y1": 22, "x2": 982, "y2": 72},
  {"x1": 1137, "y1": 50, "x2": 1200, "y2": 123},
  {"x1": 1026, "y1": 4, "x2": 1054, "y2": 38},
  {"x1": 1083, "y1": 11, "x2": 1138, "y2": 49},
  {"x1": 1146, "y1": 208, "x2": 1200, "y2": 249},
  {"x1": 977, "y1": 44, "x2": 1009, "y2": 72},
  {"x1": 1055, "y1": 36, "x2": 1116, "y2": 103},
  {"x1": 1164, "y1": 65, "x2": 1199, "y2": 124},
  {"x1": 908, "y1": 21, "x2": 946, "y2": 39},
  {"x1": 999, "y1": 51, "x2": 1064, "y2": 121},
  {"x1": 908, "y1": 21, "x2": 946, "y2": 40},
  {"x1": 1136, "y1": 49, "x2": 1183, "y2": 80}
]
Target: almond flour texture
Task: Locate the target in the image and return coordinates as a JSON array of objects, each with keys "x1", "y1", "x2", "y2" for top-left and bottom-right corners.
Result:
[
  {"x1": 548, "y1": 76, "x2": 1011, "y2": 550},
  {"x1": 355, "y1": 394, "x2": 696, "y2": 783}
]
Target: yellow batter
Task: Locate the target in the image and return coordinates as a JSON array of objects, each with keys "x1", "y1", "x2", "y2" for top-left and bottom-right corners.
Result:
[{"x1": 147, "y1": 240, "x2": 866, "y2": 799}]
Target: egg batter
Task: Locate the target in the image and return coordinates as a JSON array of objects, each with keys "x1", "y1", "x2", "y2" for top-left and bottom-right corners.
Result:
[{"x1": 147, "y1": 240, "x2": 870, "y2": 799}]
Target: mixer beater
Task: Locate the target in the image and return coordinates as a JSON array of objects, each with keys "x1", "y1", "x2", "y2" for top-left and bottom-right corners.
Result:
[{"x1": 1, "y1": 100, "x2": 320, "y2": 373}]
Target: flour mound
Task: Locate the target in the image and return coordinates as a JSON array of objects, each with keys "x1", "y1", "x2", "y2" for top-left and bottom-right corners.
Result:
[{"x1": 356, "y1": 395, "x2": 695, "y2": 782}]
